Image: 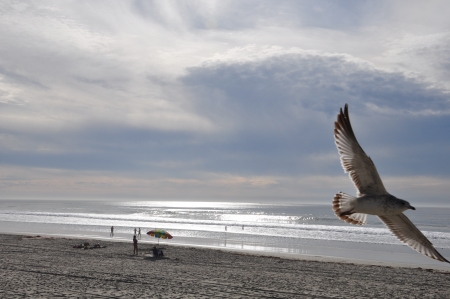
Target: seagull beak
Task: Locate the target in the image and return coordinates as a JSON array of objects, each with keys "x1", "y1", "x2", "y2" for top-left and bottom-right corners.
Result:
[{"x1": 410, "y1": 206, "x2": 416, "y2": 210}]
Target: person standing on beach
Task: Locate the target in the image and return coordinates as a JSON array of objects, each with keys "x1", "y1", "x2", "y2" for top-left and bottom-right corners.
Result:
[
  {"x1": 133, "y1": 235, "x2": 138, "y2": 255},
  {"x1": 138, "y1": 228, "x2": 141, "y2": 239},
  {"x1": 134, "y1": 227, "x2": 137, "y2": 236},
  {"x1": 110, "y1": 226, "x2": 114, "y2": 237}
]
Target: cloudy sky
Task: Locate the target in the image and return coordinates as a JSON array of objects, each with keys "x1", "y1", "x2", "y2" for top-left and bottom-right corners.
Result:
[{"x1": 1, "y1": 1, "x2": 450, "y2": 204}]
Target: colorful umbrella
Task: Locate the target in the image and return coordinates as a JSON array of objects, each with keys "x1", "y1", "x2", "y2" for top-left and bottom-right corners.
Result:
[{"x1": 147, "y1": 229, "x2": 173, "y2": 244}]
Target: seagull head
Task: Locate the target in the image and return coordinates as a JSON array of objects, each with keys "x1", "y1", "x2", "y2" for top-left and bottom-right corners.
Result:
[{"x1": 399, "y1": 199, "x2": 415, "y2": 211}]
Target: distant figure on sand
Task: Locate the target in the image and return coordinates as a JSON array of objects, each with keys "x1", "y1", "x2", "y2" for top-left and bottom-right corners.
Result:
[
  {"x1": 134, "y1": 227, "x2": 137, "y2": 236},
  {"x1": 133, "y1": 235, "x2": 138, "y2": 255},
  {"x1": 110, "y1": 226, "x2": 114, "y2": 237},
  {"x1": 242, "y1": 225, "x2": 244, "y2": 230},
  {"x1": 152, "y1": 246, "x2": 163, "y2": 257},
  {"x1": 138, "y1": 228, "x2": 141, "y2": 239},
  {"x1": 225, "y1": 226, "x2": 227, "y2": 231}
]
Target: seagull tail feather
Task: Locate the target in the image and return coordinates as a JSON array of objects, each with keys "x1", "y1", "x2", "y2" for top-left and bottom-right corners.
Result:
[{"x1": 333, "y1": 192, "x2": 367, "y2": 225}]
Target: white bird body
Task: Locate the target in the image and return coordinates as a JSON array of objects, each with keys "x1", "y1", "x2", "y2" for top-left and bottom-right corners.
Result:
[
  {"x1": 333, "y1": 104, "x2": 449, "y2": 263},
  {"x1": 342, "y1": 194, "x2": 411, "y2": 215}
]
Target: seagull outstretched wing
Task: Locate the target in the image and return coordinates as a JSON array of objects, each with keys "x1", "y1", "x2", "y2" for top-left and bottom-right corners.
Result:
[
  {"x1": 334, "y1": 104, "x2": 388, "y2": 196},
  {"x1": 379, "y1": 214, "x2": 449, "y2": 263}
]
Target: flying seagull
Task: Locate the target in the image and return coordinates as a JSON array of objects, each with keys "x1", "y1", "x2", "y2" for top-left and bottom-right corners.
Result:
[{"x1": 333, "y1": 104, "x2": 449, "y2": 263}]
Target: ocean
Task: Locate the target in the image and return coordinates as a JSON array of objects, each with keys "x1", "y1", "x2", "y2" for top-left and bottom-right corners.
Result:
[{"x1": 1, "y1": 199, "x2": 449, "y2": 269}]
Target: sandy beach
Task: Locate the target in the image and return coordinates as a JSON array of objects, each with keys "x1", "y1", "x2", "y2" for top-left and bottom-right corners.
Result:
[{"x1": 0, "y1": 234, "x2": 449, "y2": 298}]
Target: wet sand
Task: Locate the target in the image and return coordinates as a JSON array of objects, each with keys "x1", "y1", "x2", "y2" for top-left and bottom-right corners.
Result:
[{"x1": 0, "y1": 234, "x2": 449, "y2": 298}]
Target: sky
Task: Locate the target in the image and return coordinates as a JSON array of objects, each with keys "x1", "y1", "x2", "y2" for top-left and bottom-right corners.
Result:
[{"x1": 1, "y1": 0, "x2": 450, "y2": 205}]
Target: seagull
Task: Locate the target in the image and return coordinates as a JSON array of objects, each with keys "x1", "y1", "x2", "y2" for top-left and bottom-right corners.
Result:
[{"x1": 333, "y1": 104, "x2": 449, "y2": 263}]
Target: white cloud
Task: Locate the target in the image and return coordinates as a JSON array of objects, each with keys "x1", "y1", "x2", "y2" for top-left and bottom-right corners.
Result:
[{"x1": 0, "y1": 75, "x2": 24, "y2": 105}]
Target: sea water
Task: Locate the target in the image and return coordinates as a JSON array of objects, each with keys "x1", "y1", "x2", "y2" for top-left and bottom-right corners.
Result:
[{"x1": 0, "y1": 200, "x2": 449, "y2": 269}]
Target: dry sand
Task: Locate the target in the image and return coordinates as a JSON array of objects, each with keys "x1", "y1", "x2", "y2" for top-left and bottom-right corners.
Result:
[{"x1": 0, "y1": 234, "x2": 449, "y2": 299}]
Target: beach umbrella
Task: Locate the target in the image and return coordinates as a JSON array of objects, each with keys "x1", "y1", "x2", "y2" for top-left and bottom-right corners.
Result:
[{"x1": 147, "y1": 229, "x2": 173, "y2": 244}]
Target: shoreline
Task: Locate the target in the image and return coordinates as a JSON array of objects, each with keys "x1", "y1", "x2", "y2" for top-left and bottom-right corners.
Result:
[{"x1": 1, "y1": 233, "x2": 449, "y2": 298}]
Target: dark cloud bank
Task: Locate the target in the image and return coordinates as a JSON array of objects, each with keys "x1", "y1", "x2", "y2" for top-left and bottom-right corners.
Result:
[{"x1": 181, "y1": 52, "x2": 450, "y2": 177}]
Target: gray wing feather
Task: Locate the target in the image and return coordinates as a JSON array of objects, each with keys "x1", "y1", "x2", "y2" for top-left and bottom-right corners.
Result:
[
  {"x1": 379, "y1": 214, "x2": 449, "y2": 263},
  {"x1": 334, "y1": 104, "x2": 388, "y2": 196}
]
